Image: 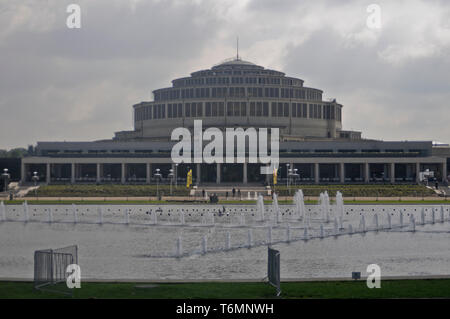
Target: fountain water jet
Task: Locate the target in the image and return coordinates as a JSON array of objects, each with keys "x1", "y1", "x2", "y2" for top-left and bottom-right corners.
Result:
[
  {"x1": 226, "y1": 232, "x2": 231, "y2": 250},
  {"x1": 47, "y1": 208, "x2": 53, "y2": 223},
  {"x1": 335, "y1": 191, "x2": 345, "y2": 228},
  {"x1": 286, "y1": 225, "x2": 291, "y2": 242},
  {"x1": 97, "y1": 206, "x2": 103, "y2": 224},
  {"x1": 240, "y1": 213, "x2": 245, "y2": 226},
  {"x1": 153, "y1": 211, "x2": 158, "y2": 225},
  {"x1": 176, "y1": 236, "x2": 182, "y2": 257},
  {"x1": 23, "y1": 201, "x2": 29, "y2": 222},
  {"x1": 359, "y1": 215, "x2": 366, "y2": 232},
  {"x1": 124, "y1": 208, "x2": 130, "y2": 225},
  {"x1": 0, "y1": 201, "x2": 5, "y2": 222},
  {"x1": 272, "y1": 194, "x2": 282, "y2": 223},
  {"x1": 247, "y1": 229, "x2": 253, "y2": 248},
  {"x1": 294, "y1": 190, "x2": 308, "y2": 226},
  {"x1": 303, "y1": 227, "x2": 309, "y2": 240},
  {"x1": 201, "y1": 235, "x2": 207, "y2": 254},
  {"x1": 72, "y1": 204, "x2": 78, "y2": 223},
  {"x1": 257, "y1": 195, "x2": 265, "y2": 221},
  {"x1": 179, "y1": 211, "x2": 185, "y2": 225},
  {"x1": 324, "y1": 191, "x2": 330, "y2": 222},
  {"x1": 386, "y1": 212, "x2": 392, "y2": 229},
  {"x1": 410, "y1": 215, "x2": 416, "y2": 232}
]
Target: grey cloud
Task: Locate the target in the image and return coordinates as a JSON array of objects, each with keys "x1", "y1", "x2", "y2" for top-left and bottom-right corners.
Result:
[{"x1": 0, "y1": 0, "x2": 449, "y2": 149}]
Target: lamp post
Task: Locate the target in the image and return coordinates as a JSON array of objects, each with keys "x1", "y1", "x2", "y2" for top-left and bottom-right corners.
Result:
[
  {"x1": 154, "y1": 168, "x2": 162, "y2": 199},
  {"x1": 168, "y1": 169, "x2": 174, "y2": 196},
  {"x1": 2, "y1": 168, "x2": 10, "y2": 193},
  {"x1": 32, "y1": 171, "x2": 39, "y2": 198}
]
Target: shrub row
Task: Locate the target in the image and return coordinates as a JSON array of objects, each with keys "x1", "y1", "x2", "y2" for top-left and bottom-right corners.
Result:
[
  {"x1": 274, "y1": 185, "x2": 436, "y2": 197},
  {"x1": 35, "y1": 184, "x2": 190, "y2": 197}
]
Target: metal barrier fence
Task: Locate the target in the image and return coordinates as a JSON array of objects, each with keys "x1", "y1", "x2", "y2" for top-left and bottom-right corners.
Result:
[
  {"x1": 34, "y1": 245, "x2": 78, "y2": 294},
  {"x1": 268, "y1": 247, "x2": 281, "y2": 296}
]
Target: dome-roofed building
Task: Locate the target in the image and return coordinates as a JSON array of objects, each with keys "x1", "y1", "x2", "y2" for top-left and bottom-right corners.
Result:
[
  {"x1": 114, "y1": 57, "x2": 349, "y2": 142},
  {"x1": 20, "y1": 57, "x2": 449, "y2": 186}
]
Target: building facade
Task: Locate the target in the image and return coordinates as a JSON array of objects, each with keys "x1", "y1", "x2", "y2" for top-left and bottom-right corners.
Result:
[
  {"x1": 114, "y1": 58, "x2": 346, "y2": 141},
  {"x1": 21, "y1": 58, "x2": 450, "y2": 185}
]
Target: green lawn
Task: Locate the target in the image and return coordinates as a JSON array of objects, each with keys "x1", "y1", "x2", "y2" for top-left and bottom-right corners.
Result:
[{"x1": 1, "y1": 280, "x2": 449, "y2": 299}]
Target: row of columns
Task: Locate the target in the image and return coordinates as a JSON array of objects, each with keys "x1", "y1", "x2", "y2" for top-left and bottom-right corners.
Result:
[
  {"x1": 25, "y1": 161, "x2": 448, "y2": 184},
  {"x1": 40, "y1": 163, "x2": 156, "y2": 184},
  {"x1": 201, "y1": 161, "x2": 436, "y2": 184}
]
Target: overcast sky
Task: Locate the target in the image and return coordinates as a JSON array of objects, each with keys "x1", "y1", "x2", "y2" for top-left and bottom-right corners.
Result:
[{"x1": 1, "y1": 0, "x2": 449, "y2": 149}]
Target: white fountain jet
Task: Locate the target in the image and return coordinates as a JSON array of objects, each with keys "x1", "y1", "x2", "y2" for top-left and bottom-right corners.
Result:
[
  {"x1": 124, "y1": 208, "x2": 130, "y2": 225},
  {"x1": 272, "y1": 193, "x2": 282, "y2": 223},
  {"x1": 318, "y1": 193, "x2": 324, "y2": 221},
  {"x1": 303, "y1": 226, "x2": 309, "y2": 240},
  {"x1": 420, "y1": 208, "x2": 425, "y2": 225},
  {"x1": 226, "y1": 232, "x2": 231, "y2": 250},
  {"x1": 335, "y1": 191, "x2": 345, "y2": 229},
  {"x1": 359, "y1": 215, "x2": 366, "y2": 233},
  {"x1": 333, "y1": 218, "x2": 339, "y2": 236},
  {"x1": 153, "y1": 210, "x2": 158, "y2": 225},
  {"x1": 386, "y1": 212, "x2": 392, "y2": 229},
  {"x1": 247, "y1": 229, "x2": 253, "y2": 248},
  {"x1": 72, "y1": 203, "x2": 78, "y2": 224},
  {"x1": 348, "y1": 224, "x2": 353, "y2": 235},
  {"x1": 295, "y1": 190, "x2": 308, "y2": 227},
  {"x1": 23, "y1": 201, "x2": 29, "y2": 222},
  {"x1": 47, "y1": 207, "x2": 53, "y2": 223},
  {"x1": 257, "y1": 195, "x2": 265, "y2": 222},
  {"x1": 179, "y1": 211, "x2": 185, "y2": 225},
  {"x1": 97, "y1": 206, "x2": 103, "y2": 224},
  {"x1": 410, "y1": 215, "x2": 416, "y2": 232},
  {"x1": 324, "y1": 191, "x2": 331, "y2": 222},
  {"x1": 201, "y1": 235, "x2": 208, "y2": 254},
  {"x1": 286, "y1": 224, "x2": 291, "y2": 243},
  {"x1": 176, "y1": 236, "x2": 183, "y2": 257},
  {"x1": 240, "y1": 212, "x2": 245, "y2": 226},
  {"x1": 319, "y1": 192, "x2": 330, "y2": 223},
  {"x1": 373, "y1": 213, "x2": 379, "y2": 231},
  {"x1": 0, "y1": 201, "x2": 5, "y2": 222}
]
